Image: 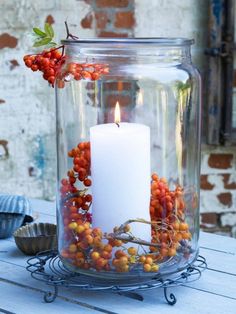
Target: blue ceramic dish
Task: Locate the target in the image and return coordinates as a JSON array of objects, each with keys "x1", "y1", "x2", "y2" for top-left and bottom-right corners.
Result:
[
  {"x1": 0, "y1": 195, "x2": 33, "y2": 238},
  {"x1": 0, "y1": 213, "x2": 25, "y2": 238}
]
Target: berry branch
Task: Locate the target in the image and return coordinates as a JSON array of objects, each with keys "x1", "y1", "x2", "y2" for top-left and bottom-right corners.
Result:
[{"x1": 23, "y1": 22, "x2": 109, "y2": 88}]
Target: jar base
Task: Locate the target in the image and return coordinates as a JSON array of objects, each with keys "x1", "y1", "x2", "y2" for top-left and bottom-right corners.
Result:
[{"x1": 60, "y1": 248, "x2": 198, "y2": 285}]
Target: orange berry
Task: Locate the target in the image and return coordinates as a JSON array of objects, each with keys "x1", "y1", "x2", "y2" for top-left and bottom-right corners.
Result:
[
  {"x1": 143, "y1": 263, "x2": 152, "y2": 272},
  {"x1": 57, "y1": 80, "x2": 65, "y2": 88},
  {"x1": 118, "y1": 256, "x2": 128, "y2": 266},
  {"x1": 96, "y1": 257, "x2": 107, "y2": 268},
  {"x1": 120, "y1": 265, "x2": 129, "y2": 272},
  {"x1": 168, "y1": 248, "x2": 176, "y2": 257},
  {"x1": 160, "y1": 248, "x2": 168, "y2": 257},
  {"x1": 81, "y1": 71, "x2": 91, "y2": 80},
  {"x1": 104, "y1": 244, "x2": 113, "y2": 252},
  {"x1": 182, "y1": 231, "x2": 191, "y2": 240},
  {"x1": 174, "y1": 232, "x2": 183, "y2": 242},
  {"x1": 145, "y1": 257, "x2": 153, "y2": 265},
  {"x1": 93, "y1": 236, "x2": 103, "y2": 248},
  {"x1": 139, "y1": 255, "x2": 146, "y2": 263},
  {"x1": 85, "y1": 235, "x2": 94, "y2": 245},
  {"x1": 112, "y1": 258, "x2": 119, "y2": 267},
  {"x1": 114, "y1": 239, "x2": 122, "y2": 247},
  {"x1": 92, "y1": 72, "x2": 100, "y2": 80},
  {"x1": 76, "y1": 251, "x2": 85, "y2": 259},
  {"x1": 93, "y1": 227, "x2": 102, "y2": 237},
  {"x1": 101, "y1": 251, "x2": 112, "y2": 259},
  {"x1": 151, "y1": 173, "x2": 159, "y2": 181},
  {"x1": 179, "y1": 222, "x2": 189, "y2": 231},
  {"x1": 115, "y1": 250, "x2": 126, "y2": 259}
]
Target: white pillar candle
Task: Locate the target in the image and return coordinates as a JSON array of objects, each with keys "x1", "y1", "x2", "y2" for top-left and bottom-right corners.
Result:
[{"x1": 90, "y1": 108, "x2": 151, "y2": 243}]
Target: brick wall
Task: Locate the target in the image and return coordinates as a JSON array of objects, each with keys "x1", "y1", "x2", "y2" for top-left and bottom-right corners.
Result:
[
  {"x1": 0, "y1": 0, "x2": 236, "y2": 237},
  {"x1": 81, "y1": 0, "x2": 135, "y2": 37},
  {"x1": 200, "y1": 146, "x2": 236, "y2": 237}
]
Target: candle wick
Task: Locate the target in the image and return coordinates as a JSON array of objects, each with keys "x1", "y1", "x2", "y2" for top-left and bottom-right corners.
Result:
[{"x1": 116, "y1": 122, "x2": 120, "y2": 128}]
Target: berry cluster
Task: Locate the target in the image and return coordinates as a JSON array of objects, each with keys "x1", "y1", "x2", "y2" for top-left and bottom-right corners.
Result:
[
  {"x1": 62, "y1": 62, "x2": 109, "y2": 82},
  {"x1": 59, "y1": 141, "x2": 191, "y2": 273},
  {"x1": 60, "y1": 142, "x2": 92, "y2": 225},
  {"x1": 23, "y1": 48, "x2": 64, "y2": 87},
  {"x1": 149, "y1": 174, "x2": 191, "y2": 259},
  {"x1": 23, "y1": 50, "x2": 109, "y2": 89}
]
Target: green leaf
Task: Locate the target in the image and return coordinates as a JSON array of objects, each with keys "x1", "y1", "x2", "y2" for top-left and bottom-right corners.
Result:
[
  {"x1": 44, "y1": 23, "x2": 54, "y2": 38},
  {"x1": 47, "y1": 41, "x2": 57, "y2": 47},
  {"x1": 33, "y1": 37, "x2": 52, "y2": 47},
  {"x1": 33, "y1": 27, "x2": 46, "y2": 37}
]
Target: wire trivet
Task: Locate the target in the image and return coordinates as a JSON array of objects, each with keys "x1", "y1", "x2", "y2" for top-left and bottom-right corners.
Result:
[{"x1": 26, "y1": 251, "x2": 206, "y2": 305}]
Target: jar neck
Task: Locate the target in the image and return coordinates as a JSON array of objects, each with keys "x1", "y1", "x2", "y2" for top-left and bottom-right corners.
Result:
[{"x1": 64, "y1": 42, "x2": 192, "y2": 64}]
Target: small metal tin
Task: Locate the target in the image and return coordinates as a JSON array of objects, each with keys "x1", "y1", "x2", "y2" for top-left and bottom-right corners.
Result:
[{"x1": 14, "y1": 223, "x2": 57, "y2": 255}]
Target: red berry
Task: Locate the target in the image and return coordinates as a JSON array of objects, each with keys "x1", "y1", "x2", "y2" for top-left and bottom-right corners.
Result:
[
  {"x1": 25, "y1": 60, "x2": 32, "y2": 67},
  {"x1": 31, "y1": 64, "x2": 38, "y2": 71},
  {"x1": 48, "y1": 76, "x2": 55, "y2": 85},
  {"x1": 84, "y1": 178, "x2": 92, "y2": 187}
]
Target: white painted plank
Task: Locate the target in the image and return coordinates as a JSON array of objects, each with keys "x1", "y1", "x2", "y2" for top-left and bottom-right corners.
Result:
[
  {"x1": 200, "y1": 247, "x2": 236, "y2": 275},
  {"x1": 1, "y1": 198, "x2": 236, "y2": 313},
  {"x1": 1, "y1": 246, "x2": 236, "y2": 314},
  {"x1": 1, "y1": 266, "x2": 236, "y2": 314},
  {"x1": 200, "y1": 232, "x2": 236, "y2": 254},
  {"x1": 0, "y1": 281, "x2": 105, "y2": 314}
]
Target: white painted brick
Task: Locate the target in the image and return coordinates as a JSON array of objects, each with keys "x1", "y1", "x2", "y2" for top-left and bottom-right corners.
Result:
[
  {"x1": 200, "y1": 191, "x2": 234, "y2": 214},
  {"x1": 221, "y1": 213, "x2": 236, "y2": 227}
]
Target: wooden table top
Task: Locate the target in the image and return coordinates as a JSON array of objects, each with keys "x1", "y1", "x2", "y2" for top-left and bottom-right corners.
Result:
[{"x1": 0, "y1": 198, "x2": 236, "y2": 314}]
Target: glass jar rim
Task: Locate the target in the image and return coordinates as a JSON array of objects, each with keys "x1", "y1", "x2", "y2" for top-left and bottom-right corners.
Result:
[{"x1": 61, "y1": 37, "x2": 194, "y2": 46}]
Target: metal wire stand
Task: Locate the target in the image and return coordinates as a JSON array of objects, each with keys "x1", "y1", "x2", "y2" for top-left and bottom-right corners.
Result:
[{"x1": 26, "y1": 251, "x2": 206, "y2": 306}]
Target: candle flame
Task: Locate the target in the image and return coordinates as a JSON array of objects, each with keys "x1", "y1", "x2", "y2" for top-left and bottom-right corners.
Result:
[
  {"x1": 114, "y1": 101, "x2": 121, "y2": 124},
  {"x1": 137, "y1": 90, "x2": 143, "y2": 107}
]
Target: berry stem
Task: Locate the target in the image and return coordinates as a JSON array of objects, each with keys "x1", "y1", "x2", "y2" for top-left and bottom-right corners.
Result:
[{"x1": 65, "y1": 21, "x2": 79, "y2": 40}]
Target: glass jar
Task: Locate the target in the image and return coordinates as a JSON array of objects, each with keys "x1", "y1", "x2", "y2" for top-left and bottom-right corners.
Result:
[{"x1": 56, "y1": 38, "x2": 201, "y2": 283}]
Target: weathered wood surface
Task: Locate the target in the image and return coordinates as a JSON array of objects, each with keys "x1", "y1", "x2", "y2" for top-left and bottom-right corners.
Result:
[{"x1": 0, "y1": 198, "x2": 236, "y2": 314}]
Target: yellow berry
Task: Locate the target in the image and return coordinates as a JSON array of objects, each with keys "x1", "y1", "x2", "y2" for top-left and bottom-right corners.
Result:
[
  {"x1": 151, "y1": 264, "x2": 159, "y2": 272},
  {"x1": 127, "y1": 247, "x2": 137, "y2": 256},
  {"x1": 91, "y1": 251, "x2": 100, "y2": 261},
  {"x1": 68, "y1": 222, "x2": 78, "y2": 230},
  {"x1": 76, "y1": 225, "x2": 85, "y2": 234},
  {"x1": 68, "y1": 244, "x2": 77, "y2": 253}
]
